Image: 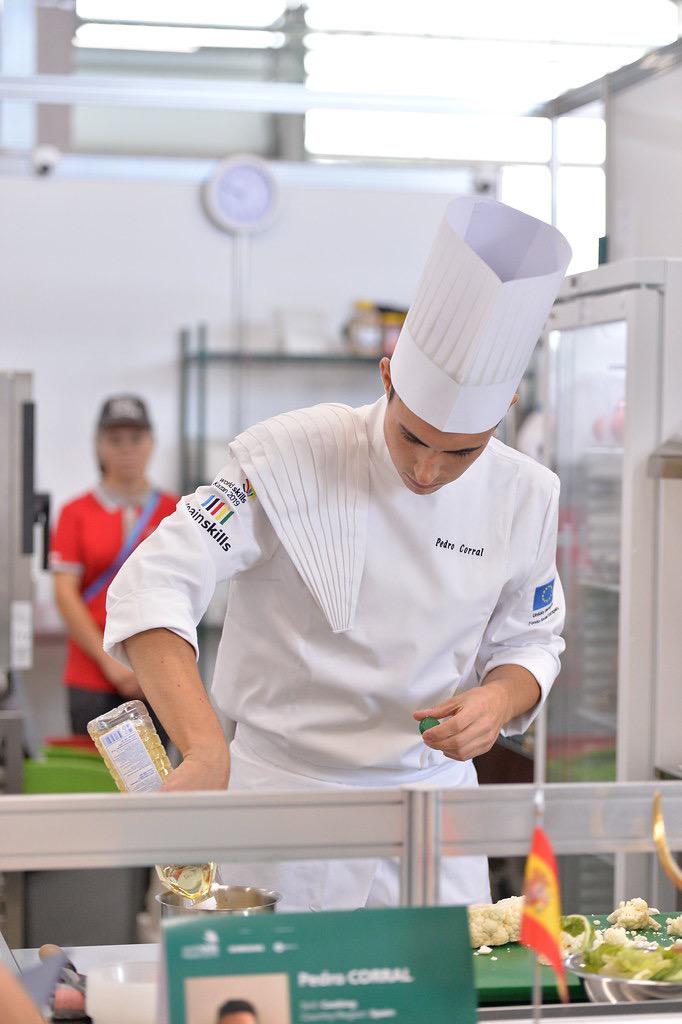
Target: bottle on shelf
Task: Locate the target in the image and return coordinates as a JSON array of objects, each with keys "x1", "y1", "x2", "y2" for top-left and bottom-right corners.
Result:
[
  {"x1": 347, "y1": 300, "x2": 383, "y2": 356},
  {"x1": 381, "y1": 311, "x2": 406, "y2": 357},
  {"x1": 88, "y1": 700, "x2": 216, "y2": 902}
]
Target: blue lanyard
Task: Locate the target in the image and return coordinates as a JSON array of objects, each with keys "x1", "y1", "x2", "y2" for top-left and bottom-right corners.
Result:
[{"x1": 82, "y1": 490, "x2": 161, "y2": 603}]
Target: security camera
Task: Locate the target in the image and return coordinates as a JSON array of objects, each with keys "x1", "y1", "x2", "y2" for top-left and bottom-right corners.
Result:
[
  {"x1": 473, "y1": 169, "x2": 497, "y2": 196},
  {"x1": 31, "y1": 144, "x2": 61, "y2": 176}
]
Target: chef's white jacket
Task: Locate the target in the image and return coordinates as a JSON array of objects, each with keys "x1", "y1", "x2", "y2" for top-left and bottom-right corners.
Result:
[{"x1": 105, "y1": 396, "x2": 564, "y2": 787}]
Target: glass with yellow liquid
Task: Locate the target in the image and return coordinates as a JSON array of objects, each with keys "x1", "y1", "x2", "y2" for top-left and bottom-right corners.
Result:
[{"x1": 87, "y1": 700, "x2": 216, "y2": 901}]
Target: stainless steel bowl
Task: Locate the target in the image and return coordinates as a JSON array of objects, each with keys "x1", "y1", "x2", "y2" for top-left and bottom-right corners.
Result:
[
  {"x1": 156, "y1": 884, "x2": 281, "y2": 918},
  {"x1": 565, "y1": 953, "x2": 682, "y2": 1003}
]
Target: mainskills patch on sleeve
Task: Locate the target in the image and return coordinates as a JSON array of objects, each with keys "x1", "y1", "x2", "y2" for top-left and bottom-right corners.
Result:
[
  {"x1": 185, "y1": 477, "x2": 256, "y2": 553},
  {"x1": 186, "y1": 495, "x2": 233, "y2": 552}
]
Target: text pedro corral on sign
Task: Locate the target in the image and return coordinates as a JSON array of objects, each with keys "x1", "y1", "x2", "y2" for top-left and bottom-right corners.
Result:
[{"x1": 159, "y1": 907, "x2": 477, "y2": 1024}]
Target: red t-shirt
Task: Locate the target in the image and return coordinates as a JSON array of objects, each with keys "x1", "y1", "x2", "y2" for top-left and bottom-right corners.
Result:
[{"x1": 50, "y1": 487, "x2": 178, "y2": 692}]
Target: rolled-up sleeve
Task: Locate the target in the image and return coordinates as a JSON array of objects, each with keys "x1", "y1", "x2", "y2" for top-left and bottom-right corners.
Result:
[
  {"x1": 104, "y1": 458, "x2": 277, "y2": 667},
  {"x1": 476, "y1": 475, "x2": 565, "y2": 736}
]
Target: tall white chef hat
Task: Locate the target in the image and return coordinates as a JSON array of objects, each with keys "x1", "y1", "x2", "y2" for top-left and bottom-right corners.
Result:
[{"x1": 390, "y1": 196, "x2": 572, "y2": 434}]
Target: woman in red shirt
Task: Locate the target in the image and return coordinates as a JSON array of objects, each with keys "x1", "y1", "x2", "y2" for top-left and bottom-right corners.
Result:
[{"x1": 51, "y1": 395, "x2": 178, "y2": 735}]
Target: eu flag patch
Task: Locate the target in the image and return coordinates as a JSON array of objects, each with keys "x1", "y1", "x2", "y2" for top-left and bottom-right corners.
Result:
[{"x1": 533, "y1": 579, "x2": 555, "y2": 611}]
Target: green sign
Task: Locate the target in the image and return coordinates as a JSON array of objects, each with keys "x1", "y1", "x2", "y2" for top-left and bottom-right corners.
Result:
[{"x1": 160, "y1": 907, "x2": 476, "y2": 1023}]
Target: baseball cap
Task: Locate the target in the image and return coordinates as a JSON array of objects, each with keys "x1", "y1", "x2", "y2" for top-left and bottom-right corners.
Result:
[{"x1": 97, "y1": 395, "x2": 152, "y2": 431}]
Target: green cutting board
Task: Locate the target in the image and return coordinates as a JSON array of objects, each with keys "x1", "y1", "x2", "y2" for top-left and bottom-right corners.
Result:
[{"x1": 475, "y1": 912, "x2": 681, "y2": 1005}]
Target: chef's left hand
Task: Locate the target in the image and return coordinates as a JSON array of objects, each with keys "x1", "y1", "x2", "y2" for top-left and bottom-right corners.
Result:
[{"x1": 413, "y1": 682, "x2": 510, "y2": 762}]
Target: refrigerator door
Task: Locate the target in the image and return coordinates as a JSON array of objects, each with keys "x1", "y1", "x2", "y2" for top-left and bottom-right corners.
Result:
[
  {"x1": 543, "y1": 285, "x2": 663, "y2": 911},
  {"x1": 547, "y1": 316, "x2": 626, "y2": 785}
]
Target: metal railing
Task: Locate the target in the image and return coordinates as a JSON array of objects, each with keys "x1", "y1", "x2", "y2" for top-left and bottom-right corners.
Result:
[{"x1": 1, "y1": 781, "x2": 681, "y2": 907}]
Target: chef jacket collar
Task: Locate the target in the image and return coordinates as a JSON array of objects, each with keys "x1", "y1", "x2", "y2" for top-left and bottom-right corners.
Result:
[
  {"x1": 94, "y1": 482, "x2": 152, "y2": 512},
  {"x1": 367, "y1": 395, "x2": 404, "y2": 487}
]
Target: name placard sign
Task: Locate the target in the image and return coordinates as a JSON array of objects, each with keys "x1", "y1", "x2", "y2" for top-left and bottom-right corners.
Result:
[{"x1": 160, "y1": 907, "x2": 476, "y2": 1023}]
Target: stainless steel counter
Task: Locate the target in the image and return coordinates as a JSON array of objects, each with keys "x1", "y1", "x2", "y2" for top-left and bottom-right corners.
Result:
[
  {"x1": 14, "y1": 942, "x2": 157, "y2": 973},
  {"x1": 14, "y1": 944, "x2": 682, "y2": 1023}
]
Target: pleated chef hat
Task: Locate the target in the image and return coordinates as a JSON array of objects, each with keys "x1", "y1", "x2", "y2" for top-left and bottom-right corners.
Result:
[{"x1": 390, "y1": 196, "x2": 572, "y2": 434}]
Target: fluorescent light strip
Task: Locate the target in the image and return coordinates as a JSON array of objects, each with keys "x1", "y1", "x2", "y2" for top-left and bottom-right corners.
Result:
[
  {"x1": 74, "y1": 24, "x2": 285, "y2": 52},
  {"x1": 303, "y1": 35, "x2": 649, "y2": 100},
  {"x1": 304, "y1": 0, "x2": 678, "y2": 48},
  {"x1": 305, "y1": 109, "x2": 553, "y2": 163},
  {"x1": 76, "y1": 0, "x2": 286, "y2": 30}
]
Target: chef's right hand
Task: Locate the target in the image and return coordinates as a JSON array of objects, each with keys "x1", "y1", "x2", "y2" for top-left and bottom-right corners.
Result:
[
  {"x1": 99, "y1": 655, "x2": 143, "y2": 699},
  {"x1": 161, "y1": 746, "x2": 229, "y2": 792}
]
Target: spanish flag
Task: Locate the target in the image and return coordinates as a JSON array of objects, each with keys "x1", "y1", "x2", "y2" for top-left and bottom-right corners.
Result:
[{"x1": 520, "y1": 826, "x2": 568, "y2": 1003}]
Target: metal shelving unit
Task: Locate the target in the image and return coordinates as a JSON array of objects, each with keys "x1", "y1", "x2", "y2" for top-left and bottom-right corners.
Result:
[{"x1": 179, "y1": 323, "x2": 380, "y2": 492}]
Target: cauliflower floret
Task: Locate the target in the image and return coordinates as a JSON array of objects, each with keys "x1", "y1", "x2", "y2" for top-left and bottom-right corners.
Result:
[
  {"x1": 468, "y1": 896, "x2": 524, "y2": 949},
  {"x1": 560, "y1": 930, "x2": 589, "y2": 957},
  {"x1": 602, "y1": 926, "x2": 629, "y2": 947},
  {"x1": 607, "y1": 898, "x2": 661, "y2": 932},
  {"x1": 477, "y1": 945, "x2": 493, "y2": 955},
  {"x1": 667, "y1": 916, "x2": 682, "y2": 938}
]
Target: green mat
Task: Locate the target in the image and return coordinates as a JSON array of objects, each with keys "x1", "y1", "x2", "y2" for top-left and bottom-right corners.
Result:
[
  {"x1": 23, "y1": 754, "x2": 116, "y2": 794},
  {"x1": 475, "y1": 912, "x2": 681, "y2": 1005},
  {"x1": 42, "y1": 743, "x2": 101, "y2": 761},
  {"x1": 547, "y1": 747, "x2": 616, "y2": 783}
]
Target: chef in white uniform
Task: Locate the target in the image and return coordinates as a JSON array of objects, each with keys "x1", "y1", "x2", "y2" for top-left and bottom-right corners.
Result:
[{"x1": 104, "y1": 196, "x2": 572, "y2": 911}]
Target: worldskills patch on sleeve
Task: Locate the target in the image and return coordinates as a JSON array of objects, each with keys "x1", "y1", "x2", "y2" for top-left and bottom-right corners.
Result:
[{"x1": 532, "y1": 579, "x2": 555, "y2": 611}]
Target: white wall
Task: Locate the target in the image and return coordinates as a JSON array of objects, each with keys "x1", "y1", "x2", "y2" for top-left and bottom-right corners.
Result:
[
  {"x1": 609, "y1": 63, "x2": 682, "y2": 260},
  {"x1": 0, "y1": 165, "x2": 460, "y2": 627}
]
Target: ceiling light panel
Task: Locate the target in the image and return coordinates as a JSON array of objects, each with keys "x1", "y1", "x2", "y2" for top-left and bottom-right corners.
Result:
[
  {"x1": 304, "y1": 34, "x2": 649, "y2": 105},
  {"x1": 76, "y1": 0, "x2": 287, "y2": 29},
  {"x1": 74, "y1": 24, "x2": 285, "y2": 51},
  {"x1": 305, "y1": 0, "x2": 677, "y2": 47},
  {"x1": 305, "y1": 109, "x2": 552, "y2": 162}
]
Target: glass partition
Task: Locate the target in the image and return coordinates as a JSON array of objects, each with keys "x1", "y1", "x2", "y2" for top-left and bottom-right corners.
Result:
[{"x1": 546, "y1": 319, "x2": 627, "y2": 911}]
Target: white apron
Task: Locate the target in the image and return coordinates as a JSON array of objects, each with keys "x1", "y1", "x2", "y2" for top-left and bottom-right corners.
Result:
[{"x1": 221, "y1": 726, "x2": 492, "y2": 912}]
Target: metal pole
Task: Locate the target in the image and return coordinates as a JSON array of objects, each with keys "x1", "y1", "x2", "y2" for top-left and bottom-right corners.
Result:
[
  {"x1": 534, "y1": 704, "x2": 547, "y2": 787},
  {"x1": 0, "y1": 711, "x2": 24, "y2": 794},
  {"x1": 0, "y1": 711, "x2": 25, "y2": 947},
  {"x1": 424, "y1": 789, "x2": 441, "y2": 907},
  {"x1": 178, "y1": 327, "x2": 190, "y2": 494},
  {"x1": 399, "y1": 790, "x2": 414, "y2": 907},
  {"x1": 197, "y1": 322, "x2": 208, "y2": 486},
  {"x1": 230, "y1": 233, "x2": 249, "y2": 438},
  {"x1": 0, "y1": 0, "x2": 37, "y2": 151},
  {"x1": 602, "y1": 76, "x2": 612, "y2": 257},
  {"x1": 401, "y1": 789, "x2": 441, "y2": 906},
  {"x1": 550, "y1": 117, "x2": 559, "y2": 229}
]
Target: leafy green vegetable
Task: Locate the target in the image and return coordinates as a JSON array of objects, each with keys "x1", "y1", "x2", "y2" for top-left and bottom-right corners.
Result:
[
  {"x1": 562, "y1": 915, "x2": 594, "y2": 941},
  {"x1": 583, "y1": 944, "x2": 682, "y2": 982},
  {"x1": 560, "y1": 914, "x2": 595, "y2": 956},
  {"x1": 652, "y1": 959, "x2": 682, "y2": 983}
]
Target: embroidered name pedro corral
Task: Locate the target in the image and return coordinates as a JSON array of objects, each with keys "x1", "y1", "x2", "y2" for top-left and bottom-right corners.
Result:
[
  {"x1": 435, "y1": 537, "x2": 484, "y2": 557},
  {"x1": 186, "y1": 501, "x2": 232, "y2": 552}
]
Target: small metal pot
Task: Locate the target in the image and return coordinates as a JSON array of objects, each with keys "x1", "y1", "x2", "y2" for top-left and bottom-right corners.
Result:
[
  {"x1": 565, "y1": 953, "x2": 682, "y2": 1003},
  {"x1": 156, "y1": 884, "x2": 281, "y2": 918}
]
